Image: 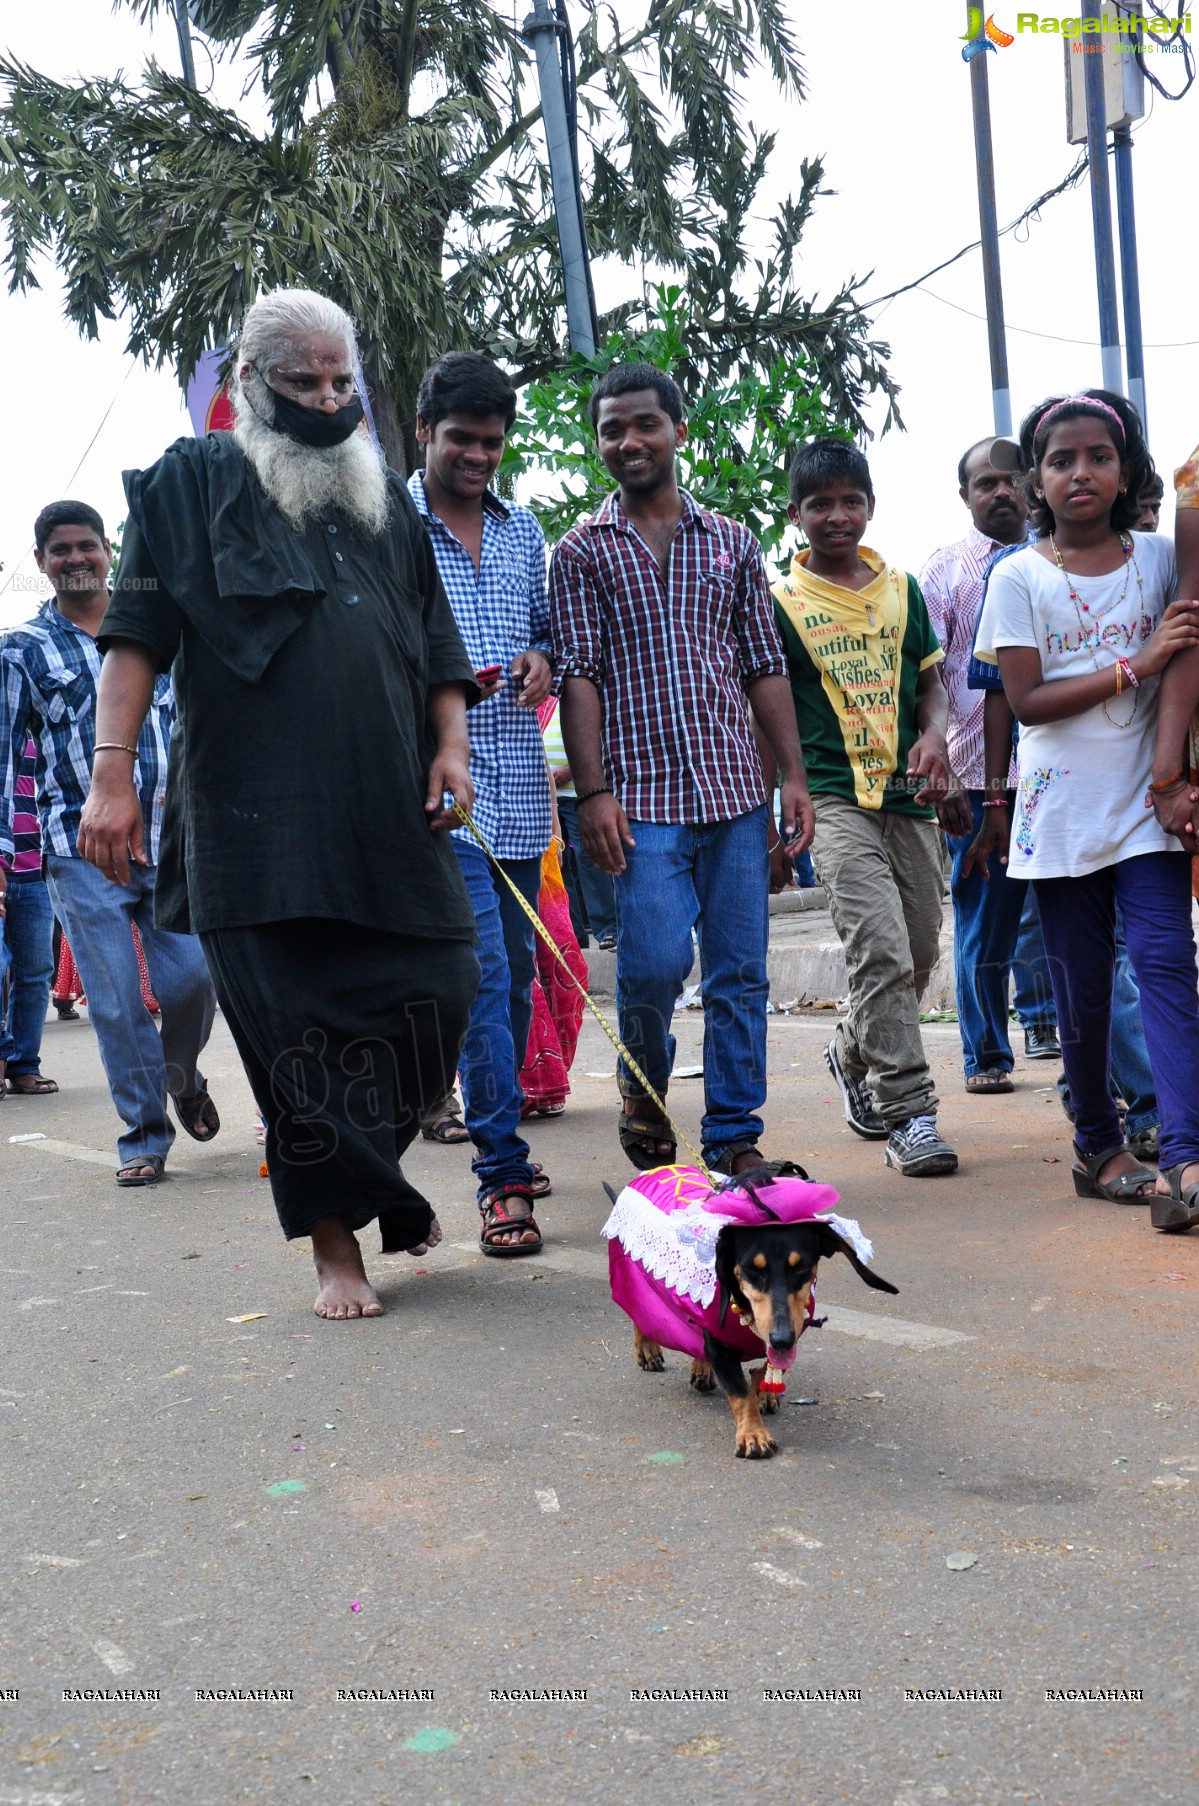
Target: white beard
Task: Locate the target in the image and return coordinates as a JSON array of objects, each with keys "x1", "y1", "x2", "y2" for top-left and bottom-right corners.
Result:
[{"x1": 233, "y1": 407, "x2": 390, "y2": 537}]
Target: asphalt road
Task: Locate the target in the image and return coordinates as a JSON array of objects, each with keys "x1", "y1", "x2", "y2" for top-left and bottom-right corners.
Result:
[{"x1": 2, "y1": 1002, "x2": 1196, "y2": 1805}]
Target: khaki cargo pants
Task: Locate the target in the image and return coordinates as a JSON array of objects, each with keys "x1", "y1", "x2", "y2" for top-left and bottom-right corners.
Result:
[{"x1": 812, "y1": 795, "x2": 943, "y2": 1127}]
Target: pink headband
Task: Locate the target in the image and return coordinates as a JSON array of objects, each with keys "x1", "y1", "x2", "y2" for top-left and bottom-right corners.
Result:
[{"x1": 1033, "y1": 395, "x2": 1126, "y2": 449}]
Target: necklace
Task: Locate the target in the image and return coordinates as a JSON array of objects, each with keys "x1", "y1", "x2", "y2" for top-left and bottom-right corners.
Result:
[{"x1": 1049, "y1": 532, "x2": 1144, "y2": 728}]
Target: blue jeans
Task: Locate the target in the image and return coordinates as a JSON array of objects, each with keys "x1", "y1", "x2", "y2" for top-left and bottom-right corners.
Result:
[
  {"x1": 947, "y1": 793, "x2": 1031, "y2": 1076},
  {"x1": 1012, "y1": 891, "x2": 1057, "y2": 1030},
  {"x1": 1034, "y1": 853, "x2": 1199, "y2": 1171},
  {"x1": 0, "y1": 877, "x2": 55, "y2": 1075},
  {"x1": 453, "y1": 839, "x2": 542, "y2": 1201},
  {"x1": 558, "y1": 797, "x2": 617, "y2": 941},
  {"x1": 45, "y1": 856, "x2": 216, "y2": 1166},
  {"x1": 614, "y1": 807, "x2": 769, "y2": 1161}
]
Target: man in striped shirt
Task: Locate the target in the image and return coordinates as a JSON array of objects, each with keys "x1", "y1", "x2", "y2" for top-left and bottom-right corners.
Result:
[
  {"x1": 0, "y1": 501, "x2": 217, "y2": 1185},
  {"x1": 549, "y1": 364, "x2": 812, "y2": 1176}
]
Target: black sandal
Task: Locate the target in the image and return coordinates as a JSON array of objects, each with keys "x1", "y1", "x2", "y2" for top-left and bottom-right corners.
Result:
[
  {"x1": 116, "y1": 1154, "x2": 165, "y2": 1187},
  {"x1": 618, "y1": 1110, "x2": 677, "y2": 1171},
  {"x1": 1151, "y1": 1162, "x2": 1199, "y2": 1233},
  {"x1": 171, "y1": 1087, "x2": 221, "y2": 1143},
  {"x1": 707, "y1": 1138, "x2": 766, "y2": 1178},
  {"x1": 420, "y1": 1112, "x2": 471, "y2": 1145},
  {"x1": 1071, "y1": 1139, "x2": 1156, "y2": 1204},
  {"x1": 479, "y1": 1187, "x2": 543, "y2": 1257}
]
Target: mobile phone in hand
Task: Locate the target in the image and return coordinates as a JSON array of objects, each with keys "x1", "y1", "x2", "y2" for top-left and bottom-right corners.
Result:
[{"x1": 475, "y1": 665, "x2": 502, "y2": 685}]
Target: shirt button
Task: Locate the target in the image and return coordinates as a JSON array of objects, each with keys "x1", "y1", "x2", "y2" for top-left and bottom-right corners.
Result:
[
  {"x1": 327, "y1": 523, "x2": 338, "y2": 535},
  {"x1": 343, "y1": 593, "x2": 361, "y2": 606},
  {"x1": 334, "y1": 551, "x2": 344, "y2": 563}
]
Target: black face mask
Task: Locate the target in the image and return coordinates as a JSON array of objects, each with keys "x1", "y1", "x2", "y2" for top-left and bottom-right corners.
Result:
[{"x1": 259, "y1": 376, "x2": 366, "y2": 448}]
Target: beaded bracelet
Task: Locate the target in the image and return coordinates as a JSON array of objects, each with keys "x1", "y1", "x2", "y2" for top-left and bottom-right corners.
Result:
[
  {"x1": 981, "y1": 798, "x2": 1008, "y2": 809},
  {"x1": 575, "y1": 786, "x2": 612, "y2": 805}
]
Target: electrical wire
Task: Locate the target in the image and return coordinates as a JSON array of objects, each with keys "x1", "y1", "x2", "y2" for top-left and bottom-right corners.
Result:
[
  {"x1": 910, "y1": 283, "x2": 1199, "y2": 350},
  {"x1": 0, "y1": 363, "x2": 134, "y2": 607},
  {"x1": 1134, "y1": 0, "x2": 1194, "y2": 100}
]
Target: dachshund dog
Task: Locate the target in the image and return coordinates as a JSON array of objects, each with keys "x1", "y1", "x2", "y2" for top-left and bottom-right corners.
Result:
[{"x1": 605, "y1": 1162, "x2": 898, "y2": 1459}]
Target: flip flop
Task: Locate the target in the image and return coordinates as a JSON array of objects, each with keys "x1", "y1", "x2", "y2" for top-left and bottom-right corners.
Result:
[
  {"x1": 6, "y1": 1074, "x2": 60, "y2": 1095},
  {"x1": 420, "y1": 1112, "x2": 471, "y2": 1144},
  {"x1": 171, "y1": 1088, "x2": 221, "y2": 1142},
  {"x1": 116, "y1": 1155, "x2": 166, "y2": 1187},
  {"x1": 965, "y1": 1069, "x2": 1015, "y2": 1094}
]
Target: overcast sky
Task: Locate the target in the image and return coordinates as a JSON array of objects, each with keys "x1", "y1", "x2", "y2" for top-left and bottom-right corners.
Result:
[{"x1": 1, "y1": 1, "x2": 1196, "y2": 626}]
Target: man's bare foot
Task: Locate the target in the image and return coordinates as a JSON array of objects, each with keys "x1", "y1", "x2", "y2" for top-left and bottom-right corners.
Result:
[
  {"x1": 310, "y1": 1216, "x2": 383, "y2": 1319},
  {"x1": 406, "y1": 1214, "x2": 443, "y2": 1258}
]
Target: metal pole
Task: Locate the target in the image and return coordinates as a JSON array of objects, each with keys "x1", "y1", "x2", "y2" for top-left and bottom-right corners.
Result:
[
  {"x1": 966, "y1": 8, "x2": 1012, "y2": 435},
  {"x1": 522, "y1": 0, "x2": 596, "y2": 358},
  {"x1": 1113, "y1": 123, "x2": 1146, "y2": 430},
  {"x1": 1080, "y1": 0, "x2": 1123, "y2": 393},
  {"x1": 173, "y1": 0, "x2": 198, "y2": 89}
]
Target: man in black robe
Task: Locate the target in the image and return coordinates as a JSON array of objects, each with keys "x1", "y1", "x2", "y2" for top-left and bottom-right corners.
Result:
[{"x1": 78, "y1": 288, "x2": 481, "y2": 1321}]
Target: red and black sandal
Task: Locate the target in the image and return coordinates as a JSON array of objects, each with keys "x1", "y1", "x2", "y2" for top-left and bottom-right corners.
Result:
[{"x1": 479, "y1": 1186, "x2": 543, "y2": 1258}]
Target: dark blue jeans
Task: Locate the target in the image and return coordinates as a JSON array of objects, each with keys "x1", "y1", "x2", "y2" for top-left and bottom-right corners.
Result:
[
  {"x1": 1033, "y1": 853, "x2": 1199, "y2": 1171},
  {"x1": 558, "y1": 797, "x2": 617, "y2": 941},
  {"x1": 614, "y1": 807, "x2": 769, "y2": 1162},
  {"x1": 947, "y1": 793, "x2": 1031, "y2": 1076},
  {"x1": 0, "y1": 876, "x2": 54, "y2": 1075},
  {"x1": 453, "y1": 838, "x2": 542, "y2": 1202}
]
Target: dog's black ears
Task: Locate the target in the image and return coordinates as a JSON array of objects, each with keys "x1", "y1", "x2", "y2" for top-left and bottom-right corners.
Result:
[
  {"x1": 714, "y1": 1224, "x2": 751, "y2": 1328},
  {"x1": 817, "y1": 1223, "x2": 899, "y2": 1295}
]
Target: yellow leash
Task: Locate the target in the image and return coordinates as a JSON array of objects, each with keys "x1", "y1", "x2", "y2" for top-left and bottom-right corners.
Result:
[{"x1": 451, "y1": 801, "x2": 713, "y2": 1180}]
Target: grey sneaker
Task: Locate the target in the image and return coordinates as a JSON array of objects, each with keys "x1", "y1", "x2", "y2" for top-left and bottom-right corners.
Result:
[
  {"x1": 825, "y1": 1038, "x2": 888, "y2": 1140},
  {"x1": 885, "y1": 1114, "x2": 959, "y2": 1177}
]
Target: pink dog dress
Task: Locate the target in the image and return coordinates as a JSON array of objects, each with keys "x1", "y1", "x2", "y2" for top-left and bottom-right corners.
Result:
[{"x1": 603, "y1": 1164, "x2": 877, "y2": 1374}]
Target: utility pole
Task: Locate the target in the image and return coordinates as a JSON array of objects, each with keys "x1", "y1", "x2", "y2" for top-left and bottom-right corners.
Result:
[
  {"x1": 173, "y1": 0, "x2": 197, "y2": 89},
  {"x1": 1113, "y1": 123, "x2": 1146, "y2": 428},
  {"x1": 965, "y1": 4, "x2": 1012, "y2": 435},
  {"x1": 522, "y1": 0, "x2": 597, "y2": 358},
  {"x1": 1080, "y1": 0, "x2": 1124, "y2": 394}
]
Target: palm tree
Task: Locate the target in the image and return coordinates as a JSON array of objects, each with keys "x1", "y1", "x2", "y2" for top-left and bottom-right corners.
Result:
[{"x1": 0, "y1": 1, "x2": 898, "y2": 472}]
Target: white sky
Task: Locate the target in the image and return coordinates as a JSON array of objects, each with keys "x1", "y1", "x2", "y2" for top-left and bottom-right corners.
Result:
[{"x1": 1, "y1": 1, "x2": 1196, "y2": 626}]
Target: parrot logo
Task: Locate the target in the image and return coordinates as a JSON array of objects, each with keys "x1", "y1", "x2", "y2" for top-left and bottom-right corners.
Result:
[{"x1": 961, "y1": 9, "x2": 1015, "y2": 60}]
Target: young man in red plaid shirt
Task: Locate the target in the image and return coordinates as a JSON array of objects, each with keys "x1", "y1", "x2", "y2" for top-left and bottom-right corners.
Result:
[{"x1": 548, "y1": 364, "x2": 811, "y2": 1176}]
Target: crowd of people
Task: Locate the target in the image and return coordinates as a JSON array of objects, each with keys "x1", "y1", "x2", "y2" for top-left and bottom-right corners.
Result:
[{"x1": 3, "y1": 284, "x2": 1199, "y2": 1321}]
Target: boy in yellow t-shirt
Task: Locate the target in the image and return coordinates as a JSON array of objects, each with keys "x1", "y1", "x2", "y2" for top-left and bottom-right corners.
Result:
[{"x1": 772, "y1": 438, "x2": 970, "y2": 1178}]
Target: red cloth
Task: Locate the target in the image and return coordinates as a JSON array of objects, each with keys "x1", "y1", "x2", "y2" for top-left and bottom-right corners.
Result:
[
  {"x1": 519, "y1": 839, "x2": 587, "y2": 1112},
  {"x1": 53, "y1": 929, "x2": 159, "y2": 1013}
]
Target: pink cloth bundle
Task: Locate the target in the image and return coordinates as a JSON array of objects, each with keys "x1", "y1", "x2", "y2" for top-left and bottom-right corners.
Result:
[{"x1": 603, "y1": 1164, "x2": 854, "y2": 1366}]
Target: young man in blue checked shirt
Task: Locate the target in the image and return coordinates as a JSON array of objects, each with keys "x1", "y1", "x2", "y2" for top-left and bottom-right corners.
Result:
[
  {"x1": 0, "y1": 501, "x2": 217, "y2": 1186},
  {"x1": 410, "y1": 353, "x2": 555, "y2": 1256}
]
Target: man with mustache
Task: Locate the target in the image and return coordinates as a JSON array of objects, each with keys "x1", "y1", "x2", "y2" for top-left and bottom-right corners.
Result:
[
  {"x1": 919, "y1": 437, "x2": 1060, "y2": 1096},
  {"x1": 78, "y1": 289, "x2": 481, "y2": 1321}
]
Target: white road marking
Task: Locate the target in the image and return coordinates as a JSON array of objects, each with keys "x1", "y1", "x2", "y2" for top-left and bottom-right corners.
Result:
[
  {"x1": 773, "y1": 1527, "x2": 823, "y2": 1549},
  {"x1": 14, "y1": 1137, "x2": 112, "y2": 1169},
  {"x1": 534, "y1": 1488, "x2": 560, "y2": 1513},
  {"x1": 820, "y1": 1304, "x2": 973, "y2": 1350},
  {"x1": 0, "y1": 1790, "x2": 82, "y2": 1806},
  {"x1": 92, "y1": 1638, "x2": 134, "y2": 1676},
  {"x1": 752, "y1": 1561, "x2": 807, "y2": 1589}
]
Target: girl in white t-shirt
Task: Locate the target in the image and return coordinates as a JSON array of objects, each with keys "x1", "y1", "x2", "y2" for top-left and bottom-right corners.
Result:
[{"x1": 975, "y1": 389, "x2": 1199, "y2": 1232}]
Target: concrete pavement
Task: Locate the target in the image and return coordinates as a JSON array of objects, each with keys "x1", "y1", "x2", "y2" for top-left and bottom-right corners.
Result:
[{"x1": 1, "y1": 999, "x2": 1197, "y2": 1805}]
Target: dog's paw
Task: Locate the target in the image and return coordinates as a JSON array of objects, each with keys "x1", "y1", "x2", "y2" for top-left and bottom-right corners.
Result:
[
  {"x1": 735, "y1": 1428, "x2": 778, "y2": 1460},
  {"x1": 634, "y1": 1330, "x2": 665, "y2": 1372},
  {"x1": 749, "y1": 1362, "x2": 780, "y2": 1413},
  {"x1": 689, "y1": 1359, "x2": 716, "y2": 1393}
]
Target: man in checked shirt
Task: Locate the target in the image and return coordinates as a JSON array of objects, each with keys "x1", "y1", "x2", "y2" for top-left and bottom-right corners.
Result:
[{"x1": 549, "y1": 364, "x2": 812, "y2": 1176}]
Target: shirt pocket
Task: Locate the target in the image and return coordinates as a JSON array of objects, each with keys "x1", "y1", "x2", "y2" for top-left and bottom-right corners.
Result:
[{"x1": 39, "y1": 668, "x2": 92, "y2": 726}]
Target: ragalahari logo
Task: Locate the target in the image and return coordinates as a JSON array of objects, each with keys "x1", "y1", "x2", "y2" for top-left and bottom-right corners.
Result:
[{"x1": 961, "y1": 8, "x2": 1016, "y2": 59}]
